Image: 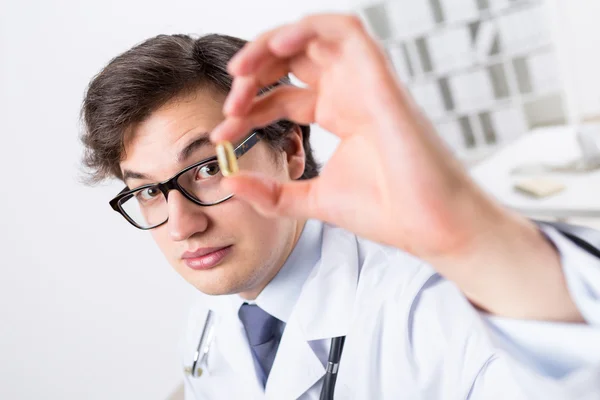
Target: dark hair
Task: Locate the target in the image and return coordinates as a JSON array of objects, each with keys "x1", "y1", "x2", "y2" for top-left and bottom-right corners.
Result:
[{"x1": 80, "y1": 33, "x2": 319, "y2": 184}]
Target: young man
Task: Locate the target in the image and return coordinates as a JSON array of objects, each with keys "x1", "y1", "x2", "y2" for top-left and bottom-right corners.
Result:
[{"x1": 81, "y1": 15, "x2": 600, "y2": 399}]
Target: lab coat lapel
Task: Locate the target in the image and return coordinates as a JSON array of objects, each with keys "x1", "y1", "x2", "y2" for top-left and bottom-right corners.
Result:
[
  {"x1": 265, "y1": 224, "x2": 360, "y2": 399},
  {"x1": 297, "y1": 224, "x2": 360, "y2": 341},
  {"x1": 265, "y1": 314, "x2": 325, "y2": 399},
  {"x1": 206, "y1": 296, "x2": 265, "y2": 396}
]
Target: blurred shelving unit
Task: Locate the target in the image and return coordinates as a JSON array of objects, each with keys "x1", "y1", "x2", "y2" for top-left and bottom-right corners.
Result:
[{"x1": 356, "y1": 0, "x2": 581, "y2": 164}]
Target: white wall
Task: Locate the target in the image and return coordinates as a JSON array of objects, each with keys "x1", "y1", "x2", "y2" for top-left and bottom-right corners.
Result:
[
  {"x1": 0, "y1": 1, "x2": 344, "y2": 399},
  {"x1": 561, "y1": 0, "x2": 600, "y2": 120}
]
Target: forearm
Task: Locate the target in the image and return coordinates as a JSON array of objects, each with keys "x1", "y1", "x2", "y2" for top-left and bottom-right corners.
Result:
[
  {"x1": 376, "y1": 101, "x2": 583, "y2": 322},
  {"x1": 424, "y1": 202, "x2": 584, "y2": 323}
]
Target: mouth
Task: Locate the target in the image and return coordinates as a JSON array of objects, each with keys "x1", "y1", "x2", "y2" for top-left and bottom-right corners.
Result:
[{"x1": 182, "y1": 245, "x2": 233, "y2": 271}]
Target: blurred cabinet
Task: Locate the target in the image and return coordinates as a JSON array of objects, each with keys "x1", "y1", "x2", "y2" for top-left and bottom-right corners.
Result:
[{"x1": 357, "y1": 0, "x2": 596, "y2": 161}]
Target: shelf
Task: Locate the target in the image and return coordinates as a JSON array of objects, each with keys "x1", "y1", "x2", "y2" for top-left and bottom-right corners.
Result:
[
  {"x1": 430, "y1": 97, "x2": 514, "y2": 125},
  {"x1": 377, "y1": 0, "x2": 544, "y2": 45},
  {"x1": 363, "y1": 0, "x2": 567, "y2": 153},
  {"x1": 397, "y1": 42, "x2": 553, "y2": 89},
  {"x1": 429, "y1": 88, "x2": 564, "y2": 126}
]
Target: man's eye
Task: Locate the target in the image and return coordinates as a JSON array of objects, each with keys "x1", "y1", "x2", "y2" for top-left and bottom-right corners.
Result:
[
  {"x1": 195, "y1": 162, "x2": 221, "y2": 180},
  {"x1": 137, "y1": 186, "x2": 161, "y2": 201}
]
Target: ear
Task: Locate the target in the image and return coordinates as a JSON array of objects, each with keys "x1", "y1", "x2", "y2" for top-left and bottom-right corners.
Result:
[{"x1": 284, "y1": 125, "x2": 306, "y2": 180}]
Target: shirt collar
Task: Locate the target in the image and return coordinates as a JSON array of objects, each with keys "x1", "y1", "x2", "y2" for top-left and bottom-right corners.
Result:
[{"x1": 229, "y1": 219, "x2": 323, "y2": 323}]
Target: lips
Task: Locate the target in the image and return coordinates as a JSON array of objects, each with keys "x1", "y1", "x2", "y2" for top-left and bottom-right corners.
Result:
[{"x1": 182, "y1": 246, "x2": 232, "y2": 271}]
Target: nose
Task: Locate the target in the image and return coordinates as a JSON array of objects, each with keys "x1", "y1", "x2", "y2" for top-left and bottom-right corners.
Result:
[{"x1": 166, "y1": 190, "x2": 209, "y2": 242}]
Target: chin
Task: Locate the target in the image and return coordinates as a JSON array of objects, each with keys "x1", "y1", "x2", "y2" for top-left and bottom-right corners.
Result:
[
  {"x1": 193, "y1": 282, "x2": 235, "y2": 296},
  {"x1": 184, "y1": 267, "x2": 249, "y2": 296}
]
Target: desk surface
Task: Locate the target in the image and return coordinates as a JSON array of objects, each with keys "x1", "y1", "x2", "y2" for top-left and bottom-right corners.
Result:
[{"x1": 470, "y1": 126, "x2": 600, "y2": 218}]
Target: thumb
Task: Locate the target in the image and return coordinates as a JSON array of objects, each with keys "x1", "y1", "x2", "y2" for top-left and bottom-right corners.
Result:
[{"x1": 222, "y1": 171, "x2": 318, "y2": 219}]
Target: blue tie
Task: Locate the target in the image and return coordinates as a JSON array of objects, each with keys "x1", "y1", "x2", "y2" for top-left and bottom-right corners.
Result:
[{"x1": 238, "y1": 303, "x2": 282, "y2": 386}]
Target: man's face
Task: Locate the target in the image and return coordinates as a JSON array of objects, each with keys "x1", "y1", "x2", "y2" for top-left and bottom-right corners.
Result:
[{"x1": 119, "y1": 88, "x2": 306, "y2": 298}]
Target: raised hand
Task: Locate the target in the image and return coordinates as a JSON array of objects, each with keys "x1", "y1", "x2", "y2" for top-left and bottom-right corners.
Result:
[{"x1": 210, "y1": 14, "x2": 580, "y2": 322}]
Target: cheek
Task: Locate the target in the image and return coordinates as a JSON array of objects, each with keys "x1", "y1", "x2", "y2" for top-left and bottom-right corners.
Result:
[{"x1": 217, "y1": 198, "x2": 275, "y2": 234}]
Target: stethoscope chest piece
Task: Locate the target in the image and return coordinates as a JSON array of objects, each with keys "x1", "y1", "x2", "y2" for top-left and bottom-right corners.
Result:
[{"x1": 186, "y1": 310, "x2": 216, "y2": 379}]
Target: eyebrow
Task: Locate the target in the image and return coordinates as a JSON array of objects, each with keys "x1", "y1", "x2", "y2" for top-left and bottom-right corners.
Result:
[
  {"x1": 122, "y1": 132, "x2": 212, "y2": 185},
  {"x1": 177, "y1": 133, "x2": 212, "y2": 163},
  {"x1": 122, "y1": 169, "x2": 149, "y2": 182}
]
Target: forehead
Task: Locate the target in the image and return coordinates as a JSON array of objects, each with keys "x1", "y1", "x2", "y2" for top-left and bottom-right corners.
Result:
[{"x1": 120, "y1": 89, "x2": 226, "y2": 177}]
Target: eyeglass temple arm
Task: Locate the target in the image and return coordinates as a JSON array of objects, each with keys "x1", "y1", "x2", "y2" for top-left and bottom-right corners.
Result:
[{"x1": 233, "y1": 131, "x2": 261, "y2": 159}]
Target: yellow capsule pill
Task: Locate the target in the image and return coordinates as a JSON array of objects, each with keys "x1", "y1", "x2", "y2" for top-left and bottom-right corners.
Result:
[{"x1": 216, "y1": 141, "x2": 239, "y2": 177}]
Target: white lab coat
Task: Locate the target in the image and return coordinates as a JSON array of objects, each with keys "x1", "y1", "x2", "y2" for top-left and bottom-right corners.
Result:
[{"x1": 182, "y1": 223, "x2": 600, "y2": 399}]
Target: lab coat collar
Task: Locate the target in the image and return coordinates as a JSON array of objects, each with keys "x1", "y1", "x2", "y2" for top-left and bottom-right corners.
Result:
[
  {"x1": 201, "y1": 294, "x2": 265, "y2": 396},
  {"x1": 295, "y1": 223, "x2": 360, "y2": 341},
  {"x1": 256, "y1": 219, "x2": 323, "y2": 323},
  {"x1": 265, "y1": 223, "x2": 360, "y2": 398}
]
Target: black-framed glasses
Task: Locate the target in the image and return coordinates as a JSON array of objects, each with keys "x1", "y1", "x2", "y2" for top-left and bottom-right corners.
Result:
[{"x1": 109, "y1": 131, "x2": 261, "y2": 230}]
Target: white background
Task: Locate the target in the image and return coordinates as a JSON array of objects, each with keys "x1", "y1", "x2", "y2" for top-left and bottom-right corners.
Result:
[
  {"x1": 558, "y1": 0, "x2": 600, "y2": 120},
  {"x1": 1, "y1": 0, "x2": 599, "y2": 399}
]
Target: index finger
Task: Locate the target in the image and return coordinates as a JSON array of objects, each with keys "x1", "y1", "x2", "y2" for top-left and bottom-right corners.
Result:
[{"x1": 228, "y1": 13, "x2": 366, "y2": 77}]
